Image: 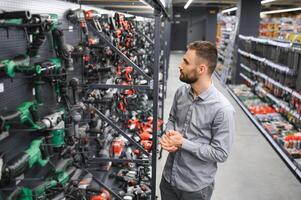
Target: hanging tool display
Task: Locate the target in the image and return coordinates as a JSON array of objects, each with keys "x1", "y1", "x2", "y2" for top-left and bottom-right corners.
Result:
[
  {"x1": 0, "y1": 6, "x2": 161, "y2": 200},
  {"x1": 0, "y1": 10, "x2": 74, "y2": 71}
]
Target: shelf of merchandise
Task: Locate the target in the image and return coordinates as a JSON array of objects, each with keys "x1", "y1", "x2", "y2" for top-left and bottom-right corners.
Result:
[
  {"x1": 78, "y1": 1, "x2": 171, "y2": 200},
  {"x1": 226, "y1": 80, "x2": 301, "y2": 182},
  {"x1": 238, "y1": 49, "x2": 301, "y2": 105}
]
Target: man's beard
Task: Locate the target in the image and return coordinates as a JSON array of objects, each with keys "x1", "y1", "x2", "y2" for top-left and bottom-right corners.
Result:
[{"x1": 179, "y1": 72, "x2": 198, "y2": 84}]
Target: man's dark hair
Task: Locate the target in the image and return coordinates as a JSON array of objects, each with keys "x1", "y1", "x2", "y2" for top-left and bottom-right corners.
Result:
[{"x1": 187, "y1": 41, "x2": 217, "y2": 75}]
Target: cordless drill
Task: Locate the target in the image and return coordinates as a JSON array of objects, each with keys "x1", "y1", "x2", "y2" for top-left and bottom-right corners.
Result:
[{"x1": 39, "y1": 110, "x2": 66, "y2": 148}]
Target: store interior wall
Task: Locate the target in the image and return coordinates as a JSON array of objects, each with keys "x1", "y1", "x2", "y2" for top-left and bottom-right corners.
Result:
[
  {"x1": 171, "y1": 6, "x2": 217, "y2": 51},
  {"x1": 189, "y1": 18, "x2": 206, "y2": 43},
  {"x1": 171, "y1": 21, "x2": 188, "y2": 51},
  {"x1": 206, "y1": 11, "x2": 217, "y2": 44}
]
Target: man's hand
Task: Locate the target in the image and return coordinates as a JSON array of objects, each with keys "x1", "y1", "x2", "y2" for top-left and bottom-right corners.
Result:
[
  {"x1": 160, "y1": 134, "x2": 178, "y2": 152},
  {"x1": 159, "y1": 130, "x2": 184, "y2": 152},
  {"x1": 166, "y1": 130, "x2": 183, "y2": 148}
]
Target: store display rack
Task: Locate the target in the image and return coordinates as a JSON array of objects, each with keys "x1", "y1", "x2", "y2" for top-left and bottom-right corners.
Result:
[
  {"x1": 216, "y1": 14, "x2": 237, "y2": 81},
  {"x1": 227, "y1": 84, "x2": 301, "y2": 181},
  {"x1": 223, "y1": 33, "x2": 301, "y2": 181},
  {"x1": 0, "y1": 0, "x2": 171, "y2": 199}
]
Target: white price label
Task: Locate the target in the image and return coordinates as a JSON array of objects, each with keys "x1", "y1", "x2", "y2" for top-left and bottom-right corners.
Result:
[{"x1": 0, "y1": 83, "x2": 3, "y2": 93}]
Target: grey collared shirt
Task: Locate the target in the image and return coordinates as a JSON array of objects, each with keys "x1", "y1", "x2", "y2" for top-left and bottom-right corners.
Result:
[{"x1": 162, "y1": 83, "x2": 235, "y2": 192}]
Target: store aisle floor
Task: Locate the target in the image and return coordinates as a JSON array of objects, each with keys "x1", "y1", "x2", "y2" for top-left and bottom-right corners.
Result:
[{"x1": 156, "y1": 53, "x2": 301, "y2": 200}]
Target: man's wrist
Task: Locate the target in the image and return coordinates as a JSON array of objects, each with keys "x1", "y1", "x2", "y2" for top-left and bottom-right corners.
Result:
[
  {"x1": 181, "y1": 138, "x2": 194, "y2": 151},
  {"x1": 175, "y1": 139, "x2": 183, "y2": 148}
]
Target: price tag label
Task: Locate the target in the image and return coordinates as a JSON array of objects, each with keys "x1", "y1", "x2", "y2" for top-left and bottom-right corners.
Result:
[{"x1": 0, "y1": 83, "x2": 3, "y2": 93}]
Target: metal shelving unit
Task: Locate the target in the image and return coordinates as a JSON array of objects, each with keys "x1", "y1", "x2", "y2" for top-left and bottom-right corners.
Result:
[
  {"x1": 224, "y1": 34, "x2": 301, "y2": 182},
  {"x1": 78, "y1": 1, "x2": 171, "y2": 200},
  {"x1": 226, "y1": 85, "x2": 301, "y2": 181}
]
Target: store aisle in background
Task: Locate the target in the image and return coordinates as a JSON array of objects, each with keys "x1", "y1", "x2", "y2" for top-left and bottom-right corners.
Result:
[{"x1": 156, "y1": 53, "x2": 301, "y2": 200}]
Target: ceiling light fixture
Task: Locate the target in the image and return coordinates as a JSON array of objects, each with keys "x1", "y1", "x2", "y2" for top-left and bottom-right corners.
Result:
[
  {"x1": 261, "y1": 0, "x2": 277, "y2": 4},
  {"x1": 221, "y1": 0, "x2": 277, "y2": 14},
  {"x1": 184, "y1": 0, "x2": 194, "y2": 10},
  {"x1": 261, "y1": 7, "x2": 301, "y2": 14},
  {"x1": 221, "y1": 7, "x2": 237, "y2": 14}
]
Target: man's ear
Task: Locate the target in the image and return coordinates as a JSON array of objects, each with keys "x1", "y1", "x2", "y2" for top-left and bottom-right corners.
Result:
[{"x1": 198, "y1": 64, "x2": 207, "y2": 74}]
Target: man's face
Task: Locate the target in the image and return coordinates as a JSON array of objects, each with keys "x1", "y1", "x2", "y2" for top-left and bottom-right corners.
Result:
[{"x1": 179, "y1": 49, "x2": 202, "y2": 84}]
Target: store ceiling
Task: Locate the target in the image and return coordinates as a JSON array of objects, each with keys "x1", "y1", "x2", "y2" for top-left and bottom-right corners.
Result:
[
  {"x1": 173, "y1": 0, "x2": 301, "y2": 11},
  {"x1": 80, "y1": 0, "x2": 301, "y2": 17},
  {"x1": 173, "y1": 0, "x2": 235, "y2": 8},
  {"x1": 79, "y1": 0, "x2": 155, "y2": 17}
]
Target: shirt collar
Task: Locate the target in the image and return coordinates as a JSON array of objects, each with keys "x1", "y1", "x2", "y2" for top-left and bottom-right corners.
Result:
[{"x1": 188, "y1": 82, "x2": 215, "y2": 101}]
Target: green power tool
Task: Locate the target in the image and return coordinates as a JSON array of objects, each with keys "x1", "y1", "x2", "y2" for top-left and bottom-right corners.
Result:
[
  {"x1": 0, "y1": 11, "x2": 73, "y2": 71},
  {"x1": 2, "y1": 139, "x2": 48, "y2": 184},
  {"x1": 6, "y1": 181, "x2": 57, "y2": 200},
  {"x1": 6, "y1": 169, "x2": 75, "y2": 200},
  {"x1": 0, "y1": 55, "x2": 31, "y2": 78},
  {"x1": 0, "y1": 11, "x2": 31, "y2": 25},
  {"x1": 0, "y1": 56, "x2": 62, "y2": 104},
  {"x1": 6, "y1": 159, "x2": 77, "y2": 200},
  {"x1": 0, "y1": 101, "x2": 66, "y2": 147},
  {"x1": 0, "y1": 101, "x2": 41, "y2": 136},
  {"x1": 0, "y1": 56, "x2": 61, "y2": 78},
  {"x1": 17, "y1": 102, "x2": 41, "y2": 130},
  {"x1": 0, "y1": 101, "x2": 41, "y2": 141}
]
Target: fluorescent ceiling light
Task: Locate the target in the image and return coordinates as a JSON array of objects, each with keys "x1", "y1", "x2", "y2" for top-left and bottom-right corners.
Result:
[
  {"x1": 221, "y1": 7, "x2": 237, "y2": 13},
  {"x1": 261, "y1": 7, "x2": 301, "y2": 14},
  {"x1": 221, "y1": 0, "x2": 276, "y2": 14},
  {"x1": 184, "y1": 0, "x2": 193, "y2": 9},
  {"x1": 261, "y1": 0, "x2": 277, "y2": 4}
]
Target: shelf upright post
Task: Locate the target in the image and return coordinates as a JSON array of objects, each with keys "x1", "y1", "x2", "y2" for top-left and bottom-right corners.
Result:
[
  {"x1": 151, "y1": 7, "x2": 161, "y2": 200},
  {"x1": 231, "y1": 0, "x2": 261, "y2": 84},
  {"x1": 161, "y1": 20, "x2": 171, "y2": 121}
]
